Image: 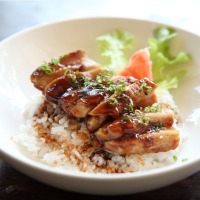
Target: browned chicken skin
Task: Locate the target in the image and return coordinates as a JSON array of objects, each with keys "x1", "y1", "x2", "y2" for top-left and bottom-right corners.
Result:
[
  {"x1": 43, "y1": 76, "x2": 73, "y2": 104},
  {"x1": 30, "y1": 50, "x2": 180, "y2": 155},
  {"x1": 31, "y1": 67, "x2": 66, "y2": 91},
  {"x1": 30, "y1": 50, "x2": 102, "y2": 91},
  {"x1": 86, "y1": 115, "x2": 108, "y2": 132},
  {"x1": 95, "y1": 107, "x2": 175, "y2": 142},
  {"x1": 89, "y1": 78, "x2": 157, "y2": 117},
  {"x1": 59, "y1": 88, "x2": 107, "y2": 118},
  {"x1": 104, "y1": 128, "x2": 179, "y2": 155}
]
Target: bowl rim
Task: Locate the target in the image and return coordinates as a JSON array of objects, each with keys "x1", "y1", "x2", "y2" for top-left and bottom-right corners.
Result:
[{"x1": 0, "y1": 16, "x2": 200, "y2": 46}]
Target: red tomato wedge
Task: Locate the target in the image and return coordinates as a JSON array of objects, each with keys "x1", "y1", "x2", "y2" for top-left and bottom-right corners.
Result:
[{"x1": 119, "y1": 48, "x2": 153, "y2": 80}]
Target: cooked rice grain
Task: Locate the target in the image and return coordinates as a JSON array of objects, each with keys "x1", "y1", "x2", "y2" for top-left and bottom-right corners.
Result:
[{"x1": 14, "y1": 94, "x2": 181, "y2": 173}]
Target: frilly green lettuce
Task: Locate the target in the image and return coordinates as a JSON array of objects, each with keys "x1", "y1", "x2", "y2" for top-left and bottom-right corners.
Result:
[
  {"x1": 149, "y1": 27, "x2": 191, "y2": 90},
  {"x1": 96, "y1": 30, "x2": 134, "y2": 74},
  {"x1": 97, "y1": 27, "x2": 191, "y2": 90}
]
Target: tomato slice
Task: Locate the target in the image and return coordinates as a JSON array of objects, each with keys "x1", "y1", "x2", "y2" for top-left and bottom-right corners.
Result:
[{"x1": 119, "y1": 48, "x2": 152, "y2": 80}]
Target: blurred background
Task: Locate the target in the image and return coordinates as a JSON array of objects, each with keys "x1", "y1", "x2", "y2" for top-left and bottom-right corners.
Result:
[{"x1": 1, "y1": 0, "x2": 200, "y2": 41}]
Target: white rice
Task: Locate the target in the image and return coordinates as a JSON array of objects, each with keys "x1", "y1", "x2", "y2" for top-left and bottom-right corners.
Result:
[
  {"x1": 187, "y1": 108, "x2": 200, "y2": 125},
  {"x1": 13, "y1": 91, "x2": 183, "y2": 173}
]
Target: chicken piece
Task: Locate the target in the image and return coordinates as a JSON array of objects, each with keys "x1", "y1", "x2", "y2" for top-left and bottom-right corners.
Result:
[
  {"x1": 126, "y1": 78, "x2": 157, "y2": 107},
  {"x1": 58, "y1": 89, "x2": 80, "y2": 117},
  {"x1": 86, "y1": 115, "x2": 108, "y2": 132},
  {"x1": 43, "y1": 76, "x2": 73, "y2": 104},
  {"x1": 59, "y1": 50, "x2": 97, "y2": 71},
  {"x1": 43, "y1": 66, "x2": 109, "y2": 105},
  {"x1": 137, "y1": 93, "x2": 157, "y2": 108},
  {"x1": 30, "y1": 50, "x2": 99, "y2": 91},
  {"x1": 95, "y1": 117, "x2": 148, "y2": 141},
  {"x1": 89, "y1": 78, "x2": 157, "y2": 117},
  {"x1": 89, "y1": 92, "x2": 127, "y2": 118},
  {"x1": 83, "y1": 67, "x2": 109, "y2": 79},
  {"x1": 65, "y1": 93, "x2": 105, "y2": 118},
  {"x1": 31, "y1": 67, "x2": 66, "y2": 91},
  {"x1": 104, "y1": 127, "x2": 180, "y2": 155},
  {"x1": 90, "y1": 134, "x2": 103, "y2": 151},
  {"x1": 86, "y1": 78, "x2": 157, "y2": 132},
  {"x1": 94, "y1": 108, "x2": 174, "y2": 141},
  {"x1": 59, "y1": 87, "x2": 110, "y2": 118},
  {"x1": 85, "y1": 76, "x2": 138, "y2": 131},
  {"x1": 111, "y1": 75, "x2": 136, "y2": 84},
  {"x1": 145, "y1": 110, "x2": 174, "y2": 127}
]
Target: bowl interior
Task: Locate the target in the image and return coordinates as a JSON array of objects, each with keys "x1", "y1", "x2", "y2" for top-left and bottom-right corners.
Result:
[{"x1": 0, "y1": 17, "x2": 200, "y2": 182}]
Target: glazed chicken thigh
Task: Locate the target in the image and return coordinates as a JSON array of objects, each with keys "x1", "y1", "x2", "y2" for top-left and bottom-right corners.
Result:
[{"x1": 31, "y1": 51, "x2": 180, "y2": 155}]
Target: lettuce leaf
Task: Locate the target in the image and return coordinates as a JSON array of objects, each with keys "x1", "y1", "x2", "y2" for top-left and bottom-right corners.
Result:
[
  {"x1": 149, "y1": 27, "x2": 191, "y2": 90},
  {"x1": 96, "y1": 30, "x2": 134, "y2": 74},
  {"x1": 97, "y1": 27, "x2": 191, "y2": 90}
]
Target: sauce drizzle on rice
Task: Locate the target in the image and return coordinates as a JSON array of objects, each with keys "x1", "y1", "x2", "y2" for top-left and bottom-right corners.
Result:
[
  {"x1": 22, "y1": 96, "x2": 179, "y2": 173},
  {"x1": 15, "y1": 50, "x2": 181, "y2": 173}
]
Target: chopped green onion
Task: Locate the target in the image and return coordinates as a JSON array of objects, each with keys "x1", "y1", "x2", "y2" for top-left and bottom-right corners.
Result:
[
  {"x1": 116, "y1": 83, "x2": 127, "y2": 92},
  {"x1": 144, "y1": 105, "x2": 161, "y2": 113},
  {"x1": 173, "y1": 155, "x2": 178, "y2": 161},
  {"x1": 68, "y1": 74, "x2": 76, "y2": 82},
  {"x1": 96, "y1": 71, "x2": 113, "y2": 83},
  {"x1": 83, "y1": 77, "x2": 91, "y2": 86},
  {"x1": 105, "y1": 85, "x2": 116, "y2": 93},
  {"x1": 144, "y1": 106, "x2": 151, "y2": 113},
  {"x1": 122, "y1": 114, "x2": 132, "y2": 121},
  {"x1": 127, "y1": 99, "x2": 134, "y2": 112},
  {"x1": 64, "y1": 69, "x2": 71, "y2": 76},
  {"x1": 138, "y1": 115, "x2": 149, "y2": 127},
  {"x1": 182, "y1": 158, "x2": 188, "y2": 162},
  {"x1": 138, "y1": 83, "x2": 152, "y2": 94},
  {"x1": 107, "y1": 98, "x2": 118, "y2": 106},
  {"x1": 51, "y1": 57, "x2": 60, "y2": 65},
  {"x1": 40, "y1": 62, "x2": 53, "y2": 75}
]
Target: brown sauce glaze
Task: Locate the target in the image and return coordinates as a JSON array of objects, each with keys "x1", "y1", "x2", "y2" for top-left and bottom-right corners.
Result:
[{"x1": 30, "y1": 50, "x2": 180, "y2": 155}]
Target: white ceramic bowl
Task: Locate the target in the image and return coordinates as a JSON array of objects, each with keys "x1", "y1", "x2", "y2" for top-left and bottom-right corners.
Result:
[{"x1": 0, "y1": 17, "x2": 200, "y2": 195}]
